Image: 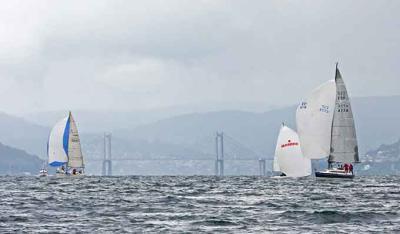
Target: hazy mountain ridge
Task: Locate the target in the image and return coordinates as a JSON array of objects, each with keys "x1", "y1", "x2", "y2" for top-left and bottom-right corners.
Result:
[
  {"x1": 0, "y1": 96, "x2": 399, "y2": 175},
  {"x1": 365, "y1": 139, "x2": 400, "y2": 163},
  {"x1": 21, "y1": 101, "x2": 276, "y2": 133},
  {"x1": 115, "y1": 109, "x2": 293, "y2": 159},
  {"x1": 113, "y1": 95, "x2": 400, "y2": 159},
  {"x1": 359, "y1": 139, "x2": 400, "y2": 175},
  {"x1": 0, "y1": 112, "x2": 49, "y2": 158},
  {"x1": 0, "y1": 142, "x2": 43, "y2": 175}
]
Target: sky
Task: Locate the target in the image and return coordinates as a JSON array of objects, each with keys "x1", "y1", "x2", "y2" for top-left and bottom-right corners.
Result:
[{"x1": 0, "y1": 0, "x2": 399, "y2": 115}]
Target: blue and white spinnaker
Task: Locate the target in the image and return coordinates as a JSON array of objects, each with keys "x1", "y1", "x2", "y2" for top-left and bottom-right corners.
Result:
[{"x1": 48, "y1": 112, "x2": 84, "y2": 171}]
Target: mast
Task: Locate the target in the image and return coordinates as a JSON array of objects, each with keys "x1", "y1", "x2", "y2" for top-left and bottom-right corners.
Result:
[
  {"x1": 328, "y1": 64, "x2": 359, "y2": 164},
  {"x1": 328, "y1": 62, "x2": 339, "y2": 169}
]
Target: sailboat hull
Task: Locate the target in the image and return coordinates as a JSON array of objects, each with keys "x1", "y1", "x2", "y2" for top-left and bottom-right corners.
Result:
[
  {"x1": 38, "y1": 170, "x2": 48, "y2": 177},
  {"x1": 315, "y1": 169, "x2": 354, "y2": 179},
  {"x1": 55, "y1": 173, "x2": 84, "y2": 177}
]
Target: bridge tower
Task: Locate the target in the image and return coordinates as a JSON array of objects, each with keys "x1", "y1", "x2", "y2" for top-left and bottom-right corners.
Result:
[
  {"x1": 215, "y1": 132, "x2": 224, "y2": 176},
  {"x1": 102, "y1": 133, "x2": 112, "y2": 176},
  {"x1": 258, "y1": 158, "x2": 266, "y2": 176}
]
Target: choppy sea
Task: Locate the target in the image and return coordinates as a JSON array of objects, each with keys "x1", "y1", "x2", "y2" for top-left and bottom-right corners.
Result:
[{"x1": 0, "y1": 176, "x2": 399, "y2": 233}]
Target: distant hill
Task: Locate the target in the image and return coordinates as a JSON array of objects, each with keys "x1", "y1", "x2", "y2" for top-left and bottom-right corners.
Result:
[
  {"x1": 115, "y1": 109, "x2": 291, "y2": 159},
  {"x1": 0, "y1": 142, "x2": 43, "y2": 175},
  {"x1": 0, "y1": 112, "x2": 49, "y2": 157},
  {"x1": 351, "y1": 96, "x2": 400, "y2": 153},
  {"x1": 22, "y1": 110, "x2": 168, "y2": 134},
  {"x1": 113, "y1": 95, "x2": 400, "y2": 160},
  {"x1": 357, "y1": 139, "x2": 400, "y2": 175},
  {"x1": 0, "y1": 95, "x2": 399, "y2": 175},
  {"x1": 22, "y1": 102, "x2": 276, "y2": 133}
]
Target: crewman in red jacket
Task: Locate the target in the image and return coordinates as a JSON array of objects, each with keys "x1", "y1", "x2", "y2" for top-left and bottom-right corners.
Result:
[{"x1": 344, "y1": 163, "x2": 349, "y2": 173}]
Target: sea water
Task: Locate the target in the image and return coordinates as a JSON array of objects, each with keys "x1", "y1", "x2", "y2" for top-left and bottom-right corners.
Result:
[{"x1": 0, "y1": 176, "x2": 399, "y2": 233}]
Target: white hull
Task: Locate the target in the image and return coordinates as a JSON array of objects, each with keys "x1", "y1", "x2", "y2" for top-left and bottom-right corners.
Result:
[
  {"x1": 38, "y1": 169, "x2": 48, "y2": 177},
  {"x1": 271, "y1": 176, "x2": 286, "y2": 179}
]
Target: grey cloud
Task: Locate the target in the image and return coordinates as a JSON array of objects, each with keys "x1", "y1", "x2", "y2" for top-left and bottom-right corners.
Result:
[{"x1": 0, "y1": 0, "x2": 399, "y2": 114}]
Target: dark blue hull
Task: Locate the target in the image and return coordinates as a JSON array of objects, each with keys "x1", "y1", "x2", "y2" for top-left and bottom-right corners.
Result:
[{"x1": 315, "y1": 171, "x2": 354, "y2": 179}]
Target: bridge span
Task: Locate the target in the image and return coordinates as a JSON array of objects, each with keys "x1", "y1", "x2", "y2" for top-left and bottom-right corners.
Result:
[{"x1": 97, "y1": 132, "x2": 272, "y2": 176}]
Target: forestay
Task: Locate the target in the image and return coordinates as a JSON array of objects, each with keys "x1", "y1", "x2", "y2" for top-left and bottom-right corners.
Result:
[
  {"x1": 274, "y1": 125, "x2": 311, "y2": 177},
  {"x1": 296, "y1": 80, "x2": 336, "y2": 159}
]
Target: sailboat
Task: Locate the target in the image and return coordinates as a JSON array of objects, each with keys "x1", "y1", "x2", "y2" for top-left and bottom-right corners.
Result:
[
  {"x1": 38, "y1": 161, "x2": 48, "y2": 177},
  {"x1": 273, "y1": 124, "x2": 312, "y2": 178},
  {"x1": 47, "y1": 111, "x2": 85, "y2": 176},
  {"x1": 296, "y1": 64, "x2": 359, "y2": 178}
]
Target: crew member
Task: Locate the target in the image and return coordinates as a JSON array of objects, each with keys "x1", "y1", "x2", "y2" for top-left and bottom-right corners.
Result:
[{"x1": 344, "y1": 163, "x2": 349, "y2": 173}]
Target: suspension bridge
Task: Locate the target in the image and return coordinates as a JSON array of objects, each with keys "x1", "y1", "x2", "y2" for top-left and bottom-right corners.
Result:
[{"x1": 98, "y1": 132, "x2": 272, "y2": 176}]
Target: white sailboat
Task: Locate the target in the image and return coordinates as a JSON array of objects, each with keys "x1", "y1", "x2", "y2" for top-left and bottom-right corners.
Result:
[
  {"x1": 38, "y1": 161, "x2": 48, "y2": 177},
  {"x1": 48, "y1": 111, "x2": 85, "y2": 176},
  {"x1": 273, "y1": 124, "x2": 312, "y2": 178},
  {"x1": 296, "y1": 64, "x2": 359, "y2": 178}
]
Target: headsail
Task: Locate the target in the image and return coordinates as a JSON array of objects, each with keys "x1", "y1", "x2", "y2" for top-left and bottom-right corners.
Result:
[
  {"x1": 48, "y1": 116, "x2": 69, "y2": 167},
  {"x1": 273, "y1": 153, "x2": 281, "y2": 172},
  {"x1": 328, "y1": 67, "x2": 359, "y2": 163},
  {"x1": 274, "y1": 125, "x2": 311, "y2": 177},
  {"x1": 66, "y1": 112, "x2": 85, "y2": 169},
  {"x1": 296, "y1": 80, "x2": 336, "y2": 159}
]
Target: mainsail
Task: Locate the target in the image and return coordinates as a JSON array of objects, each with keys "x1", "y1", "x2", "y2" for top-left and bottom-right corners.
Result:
[
  {"x1": 296, "y1": 80, "x2": 336, "y2": 159},
  {"x1": 328, "y1": 67, "x2": 359, "y2": 164},
  {"x1": 66, "y1": 113, "x2": 84, "y2": 168},
  {"x1": 48, "y1": 112, "x2": 84, "y2": 169},
  {"x1": 274, "y1": 125, "x2": 311, "y2": 177}
]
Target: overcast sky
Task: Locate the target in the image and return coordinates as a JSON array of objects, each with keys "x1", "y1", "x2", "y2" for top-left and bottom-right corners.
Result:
[{"x1": 0, "y1": 0, "x2": 399, "y2": 115}]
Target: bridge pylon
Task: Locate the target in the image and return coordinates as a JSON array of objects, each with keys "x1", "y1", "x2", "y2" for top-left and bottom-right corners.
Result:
[
  {"x1": 102, "y1": 133, "x2": 112, "y2": 176},
  {"x1": 215, "y1": 132, "x2": 224, "y2": 176},
  {"x1": 258, "y1": 158, "x2": 266, "y2": 176}
]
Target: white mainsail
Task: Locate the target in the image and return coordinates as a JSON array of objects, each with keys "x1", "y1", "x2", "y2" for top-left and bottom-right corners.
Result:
[
  {"x1": 67, "y1": 113, "x2": 84, "y2": 169},
  {"x1": 296, "y1": 80, "x2": 336, "y2": 159},
  {"x1": 48, "y1": 112, "x2": 84, "y2": 170},
  {"x1": 328, "y1": 67, "x2": 359, "y2": 164},
  {"x1": 48, "y1": 117, "x2": 69, "y2": 167},
  {"x1": 274, "y1": 125, "x2": 311, "y2": 177}
]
